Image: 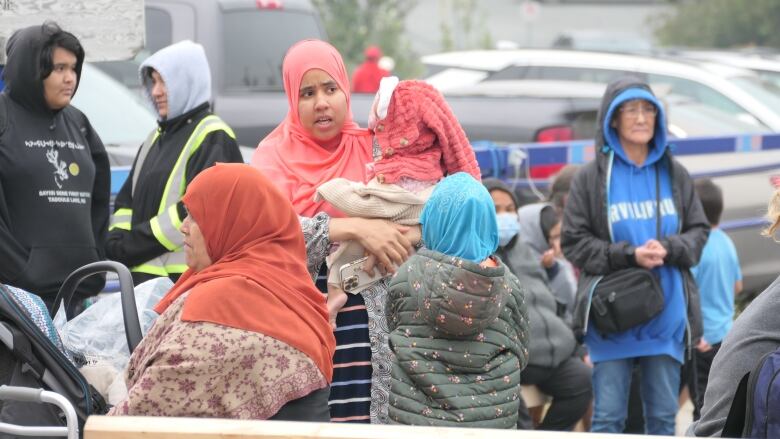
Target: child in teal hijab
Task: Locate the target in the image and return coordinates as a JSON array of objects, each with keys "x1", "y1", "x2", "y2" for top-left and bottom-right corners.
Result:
[
  {"x1": 385, "y1": 172, "x2": 529, "y2": 428},
  {"x1": 420, "y1": 172, "x2": 499, "y2": 263}
]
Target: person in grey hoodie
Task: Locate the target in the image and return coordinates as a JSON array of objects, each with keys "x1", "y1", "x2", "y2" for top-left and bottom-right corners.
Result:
[
  {"x1": 690, "y1": 190, "x2": 780, "y2": 437},
  {"x1": 517, "y1": 202, "x2": 577, "y2": 325},
  {"x1": 105, "y1": 40, "x2": 243, "y2": 285},
  {"x1": 484, "y1": 178, "x2": 592, "y2": 431}
]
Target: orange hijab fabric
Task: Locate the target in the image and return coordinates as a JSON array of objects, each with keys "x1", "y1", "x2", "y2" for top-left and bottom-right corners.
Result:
[
  {"x1": 250, "y1": 39, "x2": 373, "y2": 217},
  {"x1": 154, "y1": 163, "x2": 335, "y2": 381}
]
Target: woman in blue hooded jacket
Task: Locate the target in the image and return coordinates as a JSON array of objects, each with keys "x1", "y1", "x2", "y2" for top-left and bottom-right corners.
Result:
[{"x1": 561, "y1": 76, "x2": 709, "y2": 435}]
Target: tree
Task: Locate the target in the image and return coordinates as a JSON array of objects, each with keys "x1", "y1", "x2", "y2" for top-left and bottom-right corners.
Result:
[
  {"x1": 438, "y1": 0, "x2": 493, "y2": 52},
  {"x1": 654, "y1": 0, "x2": 780, "y2": 49},
  {"x1": 312, "y1": 0, "x2": 423, "y2": 79}
]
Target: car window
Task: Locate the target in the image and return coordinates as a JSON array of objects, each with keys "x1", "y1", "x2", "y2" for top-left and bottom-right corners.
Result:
[
  {"x1": 146, "y1": 8, "x2": 173, "y2": 55},
  {"x1": 486, "y1": 65, "x2": 529, "y2": 81},
  {"x1": 729, "y1": 76, "x2": 780, "y2": 112},
  {"x1": 487, "y1": 65, "x2": 632, "y2": 83},
  {"x1": 647, "y1": 74, "x2": 745, "y2": 116},
  {"x1": 222, "y1": 10, "x2": 323, "y2": 91}
]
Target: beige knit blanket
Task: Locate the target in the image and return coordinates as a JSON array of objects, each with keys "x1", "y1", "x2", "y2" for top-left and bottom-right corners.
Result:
[{"x1": 315, "y1": 177, "x2": 435, "y2": 225}]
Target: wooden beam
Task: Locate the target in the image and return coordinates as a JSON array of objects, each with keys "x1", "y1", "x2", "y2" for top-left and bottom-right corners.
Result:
[{"x1": 85, "y1": 416, "x2": 663, "y2": 439}]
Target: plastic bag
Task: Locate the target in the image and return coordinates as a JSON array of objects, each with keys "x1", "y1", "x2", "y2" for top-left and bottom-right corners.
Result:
[{"x1": 56, "y1": 277, "x2": 173, "y2": 372}]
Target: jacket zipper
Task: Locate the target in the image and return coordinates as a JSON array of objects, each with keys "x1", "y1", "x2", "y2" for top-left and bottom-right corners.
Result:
[
  {"x1": 581, "y1": 275, "x2": 604, "y2": 337},
  {"x1": 605, "y1": 150, "x2": 615, "y2": 242}
]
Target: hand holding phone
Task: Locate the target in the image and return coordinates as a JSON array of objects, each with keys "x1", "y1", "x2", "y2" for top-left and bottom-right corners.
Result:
[{"x1": 340, "y1": 256, "x2": 387, "y2": 294}]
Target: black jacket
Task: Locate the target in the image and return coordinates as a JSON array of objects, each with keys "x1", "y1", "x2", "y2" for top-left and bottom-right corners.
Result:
[
  {"x1": 561, "y1": 77, "x2": 709, "y2": 350},
  {"x1": 0, "y1": 25, "x2": 109, "y2": 301},
  {"x1": 105, "y1": 103, "x2": 242, "y2": 284}
]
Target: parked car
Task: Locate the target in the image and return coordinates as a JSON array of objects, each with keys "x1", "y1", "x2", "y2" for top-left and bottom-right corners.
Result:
[
  {"x1": 551, "y1": 30, "x2": 653, "y2": 53},
  {"x1": 441, "y1": 80, "x2": 760, "y2": 142},
  {"x1": 676, "y1": 147, "x2": 780, "y2": 299},
  {"x1": 423, "y1": 80, "x2": 603, "y2": 144},
  {"x1": 422, "y1": 49, "x2": 780, "y2": 131},
  {"x1": 665, "y1": 49, "x2": 780, "y2": 89},
  {"x1": 94, "y1": 0, "x2": 328, "y2": 147},
  {"x1": 71, "y1": 63, "x2": 156, "y2": 166}
]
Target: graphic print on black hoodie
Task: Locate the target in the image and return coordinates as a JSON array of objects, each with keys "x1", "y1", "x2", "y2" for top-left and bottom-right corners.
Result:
[{"x1": 0, "y1": 24, "x2": 110, "y2": 302}]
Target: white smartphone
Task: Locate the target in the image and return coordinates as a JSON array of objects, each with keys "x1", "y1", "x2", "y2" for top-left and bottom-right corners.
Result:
[{"x1": 339, "y1": 257, "x2": 386, "y2": 294}]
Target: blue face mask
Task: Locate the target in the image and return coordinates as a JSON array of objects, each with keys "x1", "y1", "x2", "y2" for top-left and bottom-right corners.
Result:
[{"x1": 496, "y1": 212, "x2": 520, "y2": 247}]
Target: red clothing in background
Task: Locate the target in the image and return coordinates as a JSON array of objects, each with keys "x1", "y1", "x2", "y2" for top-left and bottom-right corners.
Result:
[{"x1": 352, "y1": 61, "x2": 389, "y2": 93}]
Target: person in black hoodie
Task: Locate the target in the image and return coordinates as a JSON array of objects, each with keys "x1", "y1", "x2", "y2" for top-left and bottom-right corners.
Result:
[
  {"x1": 0, "y1": 22, "x2": 109, "y2": 315},
  {"x1": 105, "y1": 40, "x2": 242, "y2": 285}
]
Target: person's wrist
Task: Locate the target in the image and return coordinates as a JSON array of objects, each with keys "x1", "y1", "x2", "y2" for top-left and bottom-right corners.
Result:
[
  {"x1": 660, "y1": 239, "x2": 671, "y2": 262},
  {"x1": 624, "y1": 245, "x2": 637, "y2": 266},
  {"x1": 342, "y1": 218, "x2": 357, "y2": 241}
]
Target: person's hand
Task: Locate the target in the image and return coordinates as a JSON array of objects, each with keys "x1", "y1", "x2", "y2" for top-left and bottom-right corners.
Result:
[
  {"x1": 326, "y1": 289, "x2": 349, "y2": 331},
  {"x1": 645, "y1": 239, "x2": 668, "y2": 260},
  {"x1": 362, "y1": 225, "x2": 421, "y2": 275},
  {"x1": 363, "y1": 225, "x2": 422, "y2": 277},
  {"x1": 696, "y1": 338, "x2": 712, "y2": 353},
  {"x1": 350, "y1": 218, "x2": 412, "y2": 274},
  {"x1": 634, "y1": 241, "x2": 665, "y2": 269},
  {"x1": 582, "y1": 354, "x2": 593, "y2": 368},
  {"x1": 541, "y1": 249, "x2": 556, "y2": 269},
  {"x1": 403, "y1": 224, "x2": 422, "y2": 247}
]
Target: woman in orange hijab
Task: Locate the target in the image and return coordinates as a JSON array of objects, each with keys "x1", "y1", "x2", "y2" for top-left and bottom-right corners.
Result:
[
  {"x1": 251, "y1": 40, "x2": 417, "y2": 424},
  {"x1": 108, "y1": 163, "x2": 335, "y2": 421}
]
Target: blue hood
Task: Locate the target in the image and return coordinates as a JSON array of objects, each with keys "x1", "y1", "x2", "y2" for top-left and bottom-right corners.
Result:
[{"x1": 601, "y1": 86, "x2": 668, "y2": 168}]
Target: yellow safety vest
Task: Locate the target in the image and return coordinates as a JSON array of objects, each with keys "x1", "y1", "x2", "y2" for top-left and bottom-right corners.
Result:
[{"x1": 109, "y1": 115, "x2": 235, "y2": 277}]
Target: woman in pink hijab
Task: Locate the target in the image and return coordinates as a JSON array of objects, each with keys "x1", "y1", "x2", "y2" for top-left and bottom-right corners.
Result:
[{"x1": 252, "y1": 40, "x2": 415, "y2": 424}]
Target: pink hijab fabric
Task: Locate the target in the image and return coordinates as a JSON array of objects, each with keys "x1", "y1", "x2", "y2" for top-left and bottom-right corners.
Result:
[{"x1": 250, "y1": 39, "x2": 373, "y2": 217}]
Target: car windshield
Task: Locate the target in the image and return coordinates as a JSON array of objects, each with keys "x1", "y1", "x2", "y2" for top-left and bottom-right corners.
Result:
[
  {"x1": 729, "y1": 75, "x2": 780, "y2": 111},
  {"x1": 222, "y1": 9, "x2": 323, "y2": 91},
  {"x1": 71, "y1": 64, "x2": 157, "y2": 146}
]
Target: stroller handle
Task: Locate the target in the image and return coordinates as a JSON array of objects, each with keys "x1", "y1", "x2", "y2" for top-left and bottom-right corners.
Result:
[
  {"x1": 49, "y1": 261, "x2": 143, "y2": 353},
  {"x1": 0, "y1": 386, "x2": 79, "y2": 439}
]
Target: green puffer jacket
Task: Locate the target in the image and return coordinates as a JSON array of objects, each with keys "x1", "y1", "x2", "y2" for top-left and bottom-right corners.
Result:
[{"x1": 385, "y1": 248, "x2": 530, "y2": 428}]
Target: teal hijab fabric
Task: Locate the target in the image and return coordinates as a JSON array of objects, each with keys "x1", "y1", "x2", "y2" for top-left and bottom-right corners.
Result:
[{"x1": 420, "y1": 172, "x2": 499, "y2": 263}]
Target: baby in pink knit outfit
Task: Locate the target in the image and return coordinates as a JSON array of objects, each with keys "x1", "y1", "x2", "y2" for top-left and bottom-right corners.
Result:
[{"x1": 316, "y1": 77, "x2": 482, "y2": 327}]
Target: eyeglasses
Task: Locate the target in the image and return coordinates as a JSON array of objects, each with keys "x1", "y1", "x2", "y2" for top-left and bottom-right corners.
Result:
[{"x1": 619, "y1": 102, "x2": 658, "y2": 119}]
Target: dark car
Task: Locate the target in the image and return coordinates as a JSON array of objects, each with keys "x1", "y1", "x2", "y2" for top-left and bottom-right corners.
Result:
[
  {"x1": 94, "y1": 0, "x2": 328, "y2": 147},
  {"x1": 349, "y1": 79, "x2": 601, "y2": 154}
]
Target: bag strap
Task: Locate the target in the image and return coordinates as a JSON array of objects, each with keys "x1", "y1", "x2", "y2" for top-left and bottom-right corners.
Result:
[
  {"x1": 721, "y1": 372, "x2": 749, "y2": 437},
  {"x1": 655, "y1": 163, "x2": 661, "y2": 239}
]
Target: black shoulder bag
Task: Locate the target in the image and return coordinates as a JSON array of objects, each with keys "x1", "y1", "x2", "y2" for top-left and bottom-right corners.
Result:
[{"x1": 590, "y1": 165, "x2": 665, "y2": 334}]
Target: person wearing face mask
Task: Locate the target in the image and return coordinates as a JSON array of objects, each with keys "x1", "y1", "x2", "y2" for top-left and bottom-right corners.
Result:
[{"x1": 483, "y1": 178, "x2": 592, "y2": 431}]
